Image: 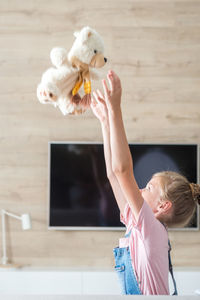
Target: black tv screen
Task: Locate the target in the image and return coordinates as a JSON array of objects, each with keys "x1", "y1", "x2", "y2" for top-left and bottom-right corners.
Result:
[{"x1": 48, "y1": 143, "x2": 199, "y2": 230}]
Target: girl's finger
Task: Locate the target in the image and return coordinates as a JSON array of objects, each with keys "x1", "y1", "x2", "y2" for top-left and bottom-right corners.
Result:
[
  {"x1": 91, "y1": 97, "x2": 96, "y2": 106},
  {"x1": 97, "y1": 90, "x2": 106, "y2": 105},
  {"x1": 97, "y1": 89, "x2": 104, "y2": 99},
  {"x1": 90, "y1": 103, "x2": 95, "y2": 113},
  {"x1": 93, "y1": 91, "x2": 99, "y2": 102},
  {"x1": 108, "y1": 70, "x2": 121, "y2": 92},
  {"x1": 102, "y1": 79, "x2": 110, "y2": 99},
  {"x1": 110, "y1": 69, "x2": 120, "y2": 82},
  {"x1": 107, "y1": 72, "x2": 114, "y2": 93},
  {"x1": 93, "y1": 91, "x2": 104, "y2": 105}
]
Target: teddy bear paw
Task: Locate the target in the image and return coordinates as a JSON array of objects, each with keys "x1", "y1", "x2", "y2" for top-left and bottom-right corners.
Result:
[{"x1": 37, "y1": 83, "x2": 59, "y2": 106}]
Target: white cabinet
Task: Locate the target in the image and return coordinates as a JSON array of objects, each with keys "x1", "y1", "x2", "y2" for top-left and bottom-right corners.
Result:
[
  {"x1": 0, "y1": 271, "x2": 82, "y2": 294},
  {"x1": 170, "y1": 270, "x2": 200, "y2": 296},
  {"x1": 0, "y1": 269, "x2": 120, "y2": 295},
  {"x1": 82, "y1": 271, "x2": 120, "y2": 295},
  {"x1": 0, "y1": 268, "x2": 199, "y2": 295}
]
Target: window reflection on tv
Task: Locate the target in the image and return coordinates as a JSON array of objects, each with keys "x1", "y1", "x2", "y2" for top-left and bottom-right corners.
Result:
[{"x1": 49, "y1": 143, "x2": 199, "y2": 230}]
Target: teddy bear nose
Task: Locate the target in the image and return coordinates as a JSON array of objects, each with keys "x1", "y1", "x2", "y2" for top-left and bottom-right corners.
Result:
[{"x1": 104, "y1": 57, "x2": 107, "y2": 63}]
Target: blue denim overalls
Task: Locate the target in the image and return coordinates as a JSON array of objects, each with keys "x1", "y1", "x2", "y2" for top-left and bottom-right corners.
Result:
[
  {"x1": 113, "y1": 231, "x2": 142, "y2": 295},
  {"x1": 113, "y1": 230, "x2": 178, "y2": 295}
]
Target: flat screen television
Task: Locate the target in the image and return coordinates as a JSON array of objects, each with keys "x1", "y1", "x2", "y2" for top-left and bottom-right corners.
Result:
[{"x1": 48, "y1": 142, "x2": 199, "y2": 230}]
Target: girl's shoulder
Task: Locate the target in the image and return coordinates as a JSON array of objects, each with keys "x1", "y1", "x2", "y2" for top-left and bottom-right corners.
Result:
[{"x1": 134, "y1": 201, "x2": 168, "y2": 240}]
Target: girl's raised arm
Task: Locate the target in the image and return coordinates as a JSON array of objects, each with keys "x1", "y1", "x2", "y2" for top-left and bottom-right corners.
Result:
[
  {"x1": 102, "y1": 70, "x2": 144, "y2": 221},
  {"x1": 91, "y1": 91, "x2": 127, "y2": 214}
]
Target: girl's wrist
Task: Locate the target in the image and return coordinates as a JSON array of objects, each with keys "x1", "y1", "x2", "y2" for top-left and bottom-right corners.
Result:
[
  {"x1": 108, "y1": 105, "x2": 122, "y2": 119},
  {"x1": 101, "y1": 118, "x2": 109, "y2": 128}
]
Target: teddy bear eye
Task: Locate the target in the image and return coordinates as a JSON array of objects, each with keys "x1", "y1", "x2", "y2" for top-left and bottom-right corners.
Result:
[
  {"x1": 49, "y1": 93, "x2": 53, "y2": 98},
  {"x1": 94, "y1": 50, "x2": 97, "y2": 54}
]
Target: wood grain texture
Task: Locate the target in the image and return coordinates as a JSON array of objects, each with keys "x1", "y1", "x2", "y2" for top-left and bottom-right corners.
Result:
[{"x1": 0, "y1": 0, "x2": 200, "y2": 268}]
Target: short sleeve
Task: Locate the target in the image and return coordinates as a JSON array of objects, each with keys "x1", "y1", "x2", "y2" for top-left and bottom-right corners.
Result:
[
  {"x1": 120, "y1": 203, "x2": 129, "y2": 226},
  {"x1": 120, "y1": 202, "x2": 138, "y2": 228},
  {"x1": 136, "y1": 201, "x2": 162, "y2": 235},
  {"x1": 120, "y1": 201, "x2": 166, "y2": 239}
]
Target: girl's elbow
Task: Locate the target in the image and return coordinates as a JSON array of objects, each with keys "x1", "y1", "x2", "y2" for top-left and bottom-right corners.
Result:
[
  {"x1": 112, "y1": 164, "x2": 130, "y2": 175},
  {"x1": 112, "y1": 159, "x2": 133, "y2": 175}
]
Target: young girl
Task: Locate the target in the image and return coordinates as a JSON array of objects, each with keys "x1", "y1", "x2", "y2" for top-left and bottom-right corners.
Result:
[{"x1": 90, "y1": 70, "x2": 200, "y2": 295}]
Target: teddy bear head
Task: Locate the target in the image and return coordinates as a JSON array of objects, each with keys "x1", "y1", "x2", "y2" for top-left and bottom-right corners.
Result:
[{"x1": 68, "y1": 26, "x2": 107, "y2": 69}]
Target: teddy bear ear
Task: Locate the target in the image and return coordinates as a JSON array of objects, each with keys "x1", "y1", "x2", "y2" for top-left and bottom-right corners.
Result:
[
  {"x1": 81, "y1": 31, "x2": 92, "y2": 44},
  {"x1": 80, "y1": 27, "x2": 93, "y2": 43},
  {"x1": 73, "y1": 30, "x2": 91, "y2": 40}
]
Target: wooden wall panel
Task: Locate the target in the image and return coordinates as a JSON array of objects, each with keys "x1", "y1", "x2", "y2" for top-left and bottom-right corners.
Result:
[{"x1": 0, "y1": 0, "x2": 200, "y2": 268}]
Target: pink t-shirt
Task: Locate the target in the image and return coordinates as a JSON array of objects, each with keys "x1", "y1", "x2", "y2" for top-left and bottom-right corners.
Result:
[{"x1": 119, "y1": 200, "x2": 170, "y2": 295}]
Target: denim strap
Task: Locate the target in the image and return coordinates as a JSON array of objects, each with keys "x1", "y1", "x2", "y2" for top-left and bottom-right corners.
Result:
[
  {"x1": 161, "y1": 222, "x2": 178, "y2": 296},
  {"x1": 125, "y1": 231, "x2": 131, "y2": 238},
  {"x1": 168, "y1": 239, "x2": 178, "y2": 295}
]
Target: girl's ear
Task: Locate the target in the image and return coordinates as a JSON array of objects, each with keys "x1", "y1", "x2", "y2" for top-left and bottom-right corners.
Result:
[{"x1": 159, "y1": 200, "x2": 172, "y2": 214}]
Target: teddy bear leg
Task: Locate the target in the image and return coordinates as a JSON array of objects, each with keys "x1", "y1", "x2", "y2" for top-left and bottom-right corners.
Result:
[
  {"x1": 78, "y1": 80, "x2": 92, "y2": 107},
  {"x1": 70, "y1": 93, "x2": 82, "y2": 105},
  {"x1": 80, "y1": 93, "x2": 91, "y2": 107}
]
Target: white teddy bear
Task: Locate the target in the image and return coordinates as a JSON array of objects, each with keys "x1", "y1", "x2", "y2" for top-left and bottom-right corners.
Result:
[{"x1": 37, "y1": 26, "x2": 107, "y2": 115}]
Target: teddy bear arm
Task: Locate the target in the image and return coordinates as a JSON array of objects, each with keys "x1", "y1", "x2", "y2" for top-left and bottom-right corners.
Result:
[
  {"x1": 82, "y1": 69, "x2": 90, "y2": 82},
  {"x1": 82, "y1": 70, "x2": 91, "y2": 95},
  {"x1": 72, "y1": 72, "x2": 84, "y2": 96}
]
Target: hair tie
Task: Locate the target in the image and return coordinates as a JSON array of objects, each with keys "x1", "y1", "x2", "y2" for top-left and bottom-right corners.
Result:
[
  {"x1": 190, "y1": 183, "x2": 200, "y2": 205},
  {"x1": 190, "y1": 183, "x2": 195, "y2": 198}
]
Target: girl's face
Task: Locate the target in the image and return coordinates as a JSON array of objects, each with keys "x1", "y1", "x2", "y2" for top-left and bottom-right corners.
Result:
[{"x1": 140, "y1": 176, "x2": 162, "y2": 215}]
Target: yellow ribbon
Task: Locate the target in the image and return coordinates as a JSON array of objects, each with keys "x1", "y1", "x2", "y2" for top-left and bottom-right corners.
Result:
[
  {"x1": 72, "y1": 79, "x2": 83, "y2": 96},
  {"x1": 84, "y1": 81, "x2": 91, "y2": 94}
]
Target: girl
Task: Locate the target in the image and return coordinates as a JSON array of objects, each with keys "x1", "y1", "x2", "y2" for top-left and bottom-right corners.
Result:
[{"x1": 90, "y1": 70, "x2": 200, "y2": 295}]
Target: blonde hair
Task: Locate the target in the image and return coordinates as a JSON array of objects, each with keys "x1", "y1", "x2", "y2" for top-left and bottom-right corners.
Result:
[{"x1": 153, "y1": 171, "x2": 200, "y2": 228}]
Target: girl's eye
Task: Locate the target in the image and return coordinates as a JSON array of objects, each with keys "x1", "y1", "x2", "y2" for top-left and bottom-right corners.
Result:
[
  {"x1": 146, "y1": 185, "x2": 150, "y2": 191},
  {"x1": 94, "y1": 49, "x2": 97, "y2": 54}
]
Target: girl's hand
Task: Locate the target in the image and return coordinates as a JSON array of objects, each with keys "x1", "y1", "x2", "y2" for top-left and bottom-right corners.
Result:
[
  {"x1": 102, "y1": 70, "x2": 122, "y2": 113},
  {"x1": 90, "y1": 89, "x2": 108, "y2": 124}
]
